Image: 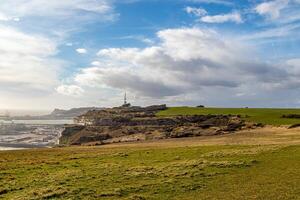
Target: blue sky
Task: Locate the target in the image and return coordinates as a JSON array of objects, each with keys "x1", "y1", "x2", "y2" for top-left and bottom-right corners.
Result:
[{"x1": 0, "y1": 0, "x2": 300, "y2": 110}]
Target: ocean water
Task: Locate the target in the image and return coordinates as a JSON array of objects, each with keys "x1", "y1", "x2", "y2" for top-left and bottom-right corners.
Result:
[
  {"x1": 0, "y1": 119, "x2": 73, "y2": 150},
  {"x1": 0, "y1": 147, "x2": 26, "y2": 151},
  {"x1": 0, "y1": 119, "x2": 74, "y2": 125}
]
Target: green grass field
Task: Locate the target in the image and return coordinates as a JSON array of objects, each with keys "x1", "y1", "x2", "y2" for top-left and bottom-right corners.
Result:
[
  {"x1": 0, "y1": 143, "x2": 299, "y2": 200},
  {"x1": 157, "y1": 107, "x2": 300, "y2": 125},
  {"x1": 1, "y1": 107, "x2": 300, "y2": 199}
]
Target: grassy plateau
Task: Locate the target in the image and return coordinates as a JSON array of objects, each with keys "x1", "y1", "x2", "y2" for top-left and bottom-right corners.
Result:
[{"x1": 158, "y1": 107, "x2": 300, "y2": 125}]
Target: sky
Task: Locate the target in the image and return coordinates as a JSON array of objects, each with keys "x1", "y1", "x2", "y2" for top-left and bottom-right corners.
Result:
[{"x1": 0, "y1": 0, "x2": 300, "y2": 110}]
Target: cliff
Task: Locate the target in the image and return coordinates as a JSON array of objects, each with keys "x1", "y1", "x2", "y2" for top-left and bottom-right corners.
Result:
[{"x1": 60, "y1": 105, "x2": 247, "y2": 146}]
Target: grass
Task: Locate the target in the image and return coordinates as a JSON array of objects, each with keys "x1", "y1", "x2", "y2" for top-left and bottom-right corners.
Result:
[
  {"x1": 0, "y1": 142, "x2": 300, "y2": 199},
  {"x1": 1, "y1": 107, "x2": 300, "y2": 199},
  {"x1": 157, "y1": 107, "x2": 300, "y2": 125}
]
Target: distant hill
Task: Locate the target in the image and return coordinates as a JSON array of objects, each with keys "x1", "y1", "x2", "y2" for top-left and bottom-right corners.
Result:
[
  {"x1": 12, "y1": 107, "x2": 104, "y2": 120},
  {"x1": 49, "y1": 108, "x2": 103, "y2": 118}
]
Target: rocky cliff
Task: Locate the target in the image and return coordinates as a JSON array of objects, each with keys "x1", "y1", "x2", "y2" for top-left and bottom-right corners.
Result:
[{"x1": 60, "y1": 105, "x2": 247, "y2": 146}]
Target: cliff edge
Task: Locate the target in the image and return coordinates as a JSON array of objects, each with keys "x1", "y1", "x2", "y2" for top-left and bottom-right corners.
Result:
[{"x1": 60, "y1": 105, "x2": 247, "y2": 146}]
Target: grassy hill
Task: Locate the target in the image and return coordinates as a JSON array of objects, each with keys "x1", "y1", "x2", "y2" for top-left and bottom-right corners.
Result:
[{"x1": 157, "y1": 107, "x2": 300, "y2": 125}]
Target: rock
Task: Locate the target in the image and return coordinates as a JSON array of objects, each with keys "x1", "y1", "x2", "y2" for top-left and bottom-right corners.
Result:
[
  {"x1": 61, "y1": 105, "x2": 245, "y2": 146},
  {"x1": 144, "y1": 104, "x2": 167, "y2": 111},
  {"x1": 282, "y1": 114, "x2": 300, "y2": 119},
  {"x1": 59, "y1": 125, "x2": 85, "y2": 145},
  {"x1": 224, "y1": 122, "x2": 244, "y2": 131},
  {"x1": 196, "y1": 105, "x2": 205, "y2": 108},
  {"x1": 71, "y1": 134, "x2": 111, "y2": 145},
  {"x1": 288, "y1": 123, "x2": 300, "y2": 129}
]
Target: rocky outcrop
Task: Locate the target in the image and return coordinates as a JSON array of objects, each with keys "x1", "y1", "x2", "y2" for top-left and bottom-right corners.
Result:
[
  {"x1": 60, "y1": 105, "x2": 246, "y2": 146},
  {"x1": 59, "y1": 125, "x2": 86, "y2": 144},
  {"x1": 74, "y1": 105, "x2": 167, "y2": 125},
  {"x1": 282, "y1": 114, "x2": 300, "y2": 119}
]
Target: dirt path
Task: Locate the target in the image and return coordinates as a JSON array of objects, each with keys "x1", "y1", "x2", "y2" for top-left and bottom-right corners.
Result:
[{"x1": 98, "y1": 126, "x2": 300, "y2": 149}]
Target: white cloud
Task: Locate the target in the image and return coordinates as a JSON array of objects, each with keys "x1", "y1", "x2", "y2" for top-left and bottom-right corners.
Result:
[
  {"x1": 51, "y1": 26, "x2": 300, "y2": 107},
  {"x1": 255, "y1": 0, "x2": 289, "y2": 19},
  {"x1": 185, "y1": 6, "x2": 207, "y2": 17},
  {"x1": 97, "y1": 48, "x2": 140, "y2": 60},
  {"x1": 56, "y1": 85, "x2": 84, "y2": 96},
  {"x1": 200, "y1": 12, "x2": 243, "y2": 23},
  {"x1": 141, "y1": 38, "x2": 155, "y2": 45},
  {"x1": 252, "y1": 0, "x2": 300, "y2": 25},
  {"x1": 0, "y1": 12, "x2": 10, "y2": 21},
  {"x1": 0, "y1": 0, "x2": 114, "y2": 21},
  {"x1": 0, "y1": 25, "x2": 61, "y2": 93},
  {"x1": 188, "y1": 0, "x2": 234, "y2": 6},
  {"x1": 91, "y1": 61, "x2": 101, "y2": 66},
  {"x1": 240, "y1": 23, "x2": 300, "y2": 41},
  {"x1": 116, "y1": 35, "x2": 155, "y2": 45},
  {"x1": 286, "y1": 59, "x2": 300, "y2": 74},
  {"x1": 0, "y1": 0, "x2": 121, "y2": 109},
  {"x1": 63, "y1": 28, "x2": 288, "y2": 102},
  {"x1": 0, "y1": 0, "x2": 299, "y2": 108},
  {"x1": 0, "y1": 12, "x2": 21, "y2": 22},
  {"x1": 185, "y1": 6, "x2": 242, "y2": 24},
  {"x1": 76, "y1": 48, "x2": 88, "y2": 54}
]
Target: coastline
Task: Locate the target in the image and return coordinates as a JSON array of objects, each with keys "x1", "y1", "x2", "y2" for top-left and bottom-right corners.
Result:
[
  {"x1": 0, "y1": 142, "x2": 49, "y2": 151},
  {"x1": 0, "y1": 119, "x2": 73, "y2": 151},
  {"x1": 0, "y1": 146, "x2": 26, "y2": 151}
]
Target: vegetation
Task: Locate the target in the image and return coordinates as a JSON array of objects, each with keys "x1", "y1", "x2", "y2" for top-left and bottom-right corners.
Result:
[
  {"x1": 0, "y1": 140, "x2": 300, "y2": 199},
  {"x1": 157, "y1": 107, "x2": 300, "y2": 125},
  {"x1": 1, "y1": 108, "x2": 300, "y2": 199}
]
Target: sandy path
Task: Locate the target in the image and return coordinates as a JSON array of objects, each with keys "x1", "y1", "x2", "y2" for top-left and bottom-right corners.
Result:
[{"x1": 98, "y1": 126, "x2": 300, "y2": 149}]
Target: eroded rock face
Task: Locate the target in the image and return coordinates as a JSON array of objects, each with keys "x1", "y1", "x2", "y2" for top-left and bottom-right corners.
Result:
[
  {"x1": 60, "y1": 105, "x2": 245, "y2": 146},
  {"x1": 282, "y1": 114, "x2": 300, "y2": 119}
]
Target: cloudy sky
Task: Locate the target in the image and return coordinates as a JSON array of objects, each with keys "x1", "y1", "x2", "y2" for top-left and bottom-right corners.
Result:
[{"x1": 0, "y1": 0, "x2": 300, "y2": 110}]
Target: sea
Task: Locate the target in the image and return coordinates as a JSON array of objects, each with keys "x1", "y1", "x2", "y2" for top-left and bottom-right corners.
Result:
[
  {"x1": 0, "y1": 119, "x2": 74, "y2": 125},
  {"x1": 0, "y1": 147, "x2": 26, "y2": 151},
  {"x1": 0, "y1": 119, "x2": 74, "y2": 151}
]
